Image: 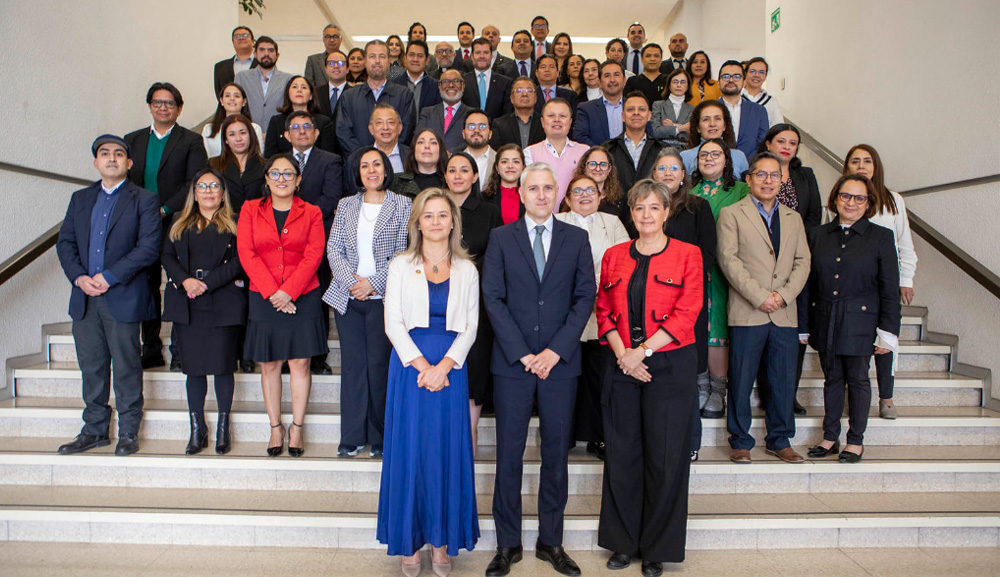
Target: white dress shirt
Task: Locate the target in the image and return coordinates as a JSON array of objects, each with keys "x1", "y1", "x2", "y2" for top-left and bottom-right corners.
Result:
[
  {"x1": 526, "y1": 213, "x2": 554, "y2": 257},
  {"x1": 723, "y1": 97, "x2": 742, "y2": 141}
]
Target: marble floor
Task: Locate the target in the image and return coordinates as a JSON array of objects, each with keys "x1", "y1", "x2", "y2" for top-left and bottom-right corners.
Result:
[{"x1": 1, "y1": 542, "x2": 999, "y2": 577}]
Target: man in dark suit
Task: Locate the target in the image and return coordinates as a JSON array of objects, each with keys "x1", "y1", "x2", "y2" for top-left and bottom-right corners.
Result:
[
  {"x1": 344, "y1": 103, "x2": 410, "y2": 191},
  {"x1": 390, "y1": 40, "x2": 441, "y2": 118},
  {"x1": 571, "y1": 60, "x2": 625, "y2": 146},
  {"x1": 605, "y1": 92, "x2": 664, "y2": 236},
  {"x1": 285, "y1": 110, "x2": 344, "y2": 375},
  {"x1": 124, "y1": 82, "x2": 208, "y2": 370},
  {"x1": 529, "y1": 15, "x2": 552, "y2": 61},
  {"x1": 429, "y1": 41, "x2": 463, "y2": 80},
  {"x1": 455, "y1": 21, "x2": 476, "y2": 66},
  {"x1": 660, "y1": 33, "x2": 690, "y2": 74},
  {"x1": 462, "y1": 38, "x2": 513, "y2": 123},
  {"x1": 482, "y1": 163, "x2": 595, "y2": 577},
  {"x1": 463, "y1": 25, "x2": 519, "y2": 79},
  {"x1": 316, "y1": 50, "x2": 349, "y2": 121},
  {"x1": 510, "y1": 30, "x2": 536, "y2": 80},
  {"x1": 624, "y1": 22, "x2": 647, "y2": 75},
  {"x1": 55, "y1": 135, "x2": 162, "y2": 457},
  {"x1": 490, "y1": 76, "x2": 545, "y2": 150},
  {"x1": 533, "y1": 55, "x2": 578, "y2": 115},
  {"x1": 416, "y1": 69, "x2": 470, "y2": 152},
  {"x1": 336, "y1": 40, "x2": 416, "y2": 156},
  {"x1": 718, "y1": 60, "x2": 769, "y2": 160},
  {"x1": 304, "y1": 24, "x2": 343, "y2": 92},
  {"x1": 213, "y1": 26, "x2": 256, "y2": 97}
]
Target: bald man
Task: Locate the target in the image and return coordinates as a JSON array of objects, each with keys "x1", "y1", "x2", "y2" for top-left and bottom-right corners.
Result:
[{"x1": 661, "y1": 33, "x2": 689, "y2": 73}]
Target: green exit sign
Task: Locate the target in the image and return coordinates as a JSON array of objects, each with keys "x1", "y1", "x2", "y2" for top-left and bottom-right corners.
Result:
[{"x1": 771, "y1": 7, "x2": 781, "y2": 33}]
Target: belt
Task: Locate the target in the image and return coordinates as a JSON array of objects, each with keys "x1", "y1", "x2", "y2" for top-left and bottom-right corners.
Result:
[{"x1": 193, "y1": 268, "x2": 211, "y2": 280}]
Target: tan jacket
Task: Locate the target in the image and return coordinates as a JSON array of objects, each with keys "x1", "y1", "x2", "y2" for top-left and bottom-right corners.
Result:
[{"x1": 717, "y1": 194, "x2": 810, "y2": 328}]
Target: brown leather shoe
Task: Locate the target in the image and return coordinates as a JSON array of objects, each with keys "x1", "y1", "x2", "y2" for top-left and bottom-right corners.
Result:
[
  {"x1": 765, "y1": 447, "x2": 805, "y2": 463},
  {"x1": 730, "y1": 449, "x2": 751, "y2": 463}
]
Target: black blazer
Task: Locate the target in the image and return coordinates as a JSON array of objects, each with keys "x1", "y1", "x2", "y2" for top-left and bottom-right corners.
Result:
[
  {"x1": 489, "y1": 111, "x2": 545, "y2": 150},
  {"x1": 665, "y1": 195, "x2": 717, "y2": 369},
  {"x1": 462, "y1": 53, "x2": 519, "y2": 79},
  {"x1": 390, "y1": 74, "x2": 443, "y2": 113},
  {"x1": 296, "y1": 148, "x2": 344, "y2": 229},
  {"x1": 263, "y1": 113, "x2": 338, "y2": 158},
  {"x1": 788, "y1": 163, "x2": 822, "y2": 229},
  {"x1": 124, "y1": 125, "x2": 208, "y2": 215},
  {"x1": 213, "y1": 56, "x2": 257, "y2": 98},
  {"x1": 161, "y1": 219, "x2": 247, "y2": 327},
  {"x1": 459, "y1": 194, "x2": 504, "y2": 271},
  {"x1": 534, "y1": 86, "x2": 579, "y2": 115},
  {"x1": 604, "y1": 134, "x2": 665, "y2": 198},
  {"x1": 481, "y1": 217, "x2": 596, "y2": 379},
  {"x1": 462, "y1": 71, "x2": 514, "y2": 122},
  {"x1": 56, "y1": 181, "x2": 161, "y2": 323},
  {"x1": 805, "y1": 217, "x2": 901, "y2": 357},
  {"x1": 220, "y1": 156, "x2": 266, "y2": 212}
]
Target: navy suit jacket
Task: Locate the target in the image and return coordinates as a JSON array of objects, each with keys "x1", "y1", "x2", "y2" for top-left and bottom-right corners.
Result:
[
  {"x1": 390, "y1": 73, "x2": 443, "y2": 113},
  {"x1": 335, "y1": 81, "x2": 415, "y2": 155},
  {"x1": 296, "y1": 148, "x2": 344, "y2": 231},
  {"x1": 571, "y1": 97, "x2": 621, "y2": 146},
  {"x1": 534, "y1": 86, "x2": 579, "y2": 116},
  {"x1": 726, "y1": 97, "x2": 769, "y2": 161},
  {"x1": 462, "y1": 71, "x2": 514, "y2": 122},
  {"x1": 124, "y1": 125, "x2": 208, "y2": 215},
  {"x1": 56, "y1": 181, "x2": 162, "y2": 322},
  {"x1": 482, "y1": 217, "x2": 596, "y2": 379}
]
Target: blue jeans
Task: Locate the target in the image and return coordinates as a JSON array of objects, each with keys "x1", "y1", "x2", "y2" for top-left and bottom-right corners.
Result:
[{"x1": 727, "y1": 323, "x2": 797, "y2": 451}]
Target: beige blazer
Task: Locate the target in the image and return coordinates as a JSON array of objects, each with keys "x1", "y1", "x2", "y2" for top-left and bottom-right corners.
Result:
[
  {"x1": 717, "y1": 194, "x2": 810, "y2": 328},
  {"x1": 556, "y1": 210, "x2": 631, "y2": 340},
  {"x1": 383, "y1": 254, "x2": 480, "y2": 368}
]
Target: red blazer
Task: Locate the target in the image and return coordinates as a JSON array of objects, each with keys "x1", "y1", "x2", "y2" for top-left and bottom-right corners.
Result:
[
  {"x1": 597, "y1": 238, "x2": 704, "y2": 351},
  {"x1": 237, "y1": 195, "x2": 325, "y2": 300}
]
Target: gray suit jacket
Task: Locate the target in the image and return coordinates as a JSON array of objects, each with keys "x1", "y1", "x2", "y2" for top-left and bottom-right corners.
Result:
[
  {"x1": 235, "y1": 68, "x2": 294, "y2": 131},
  {"x1": 416, "y1": 102, "x2": 470, "y2": 152},
  {"x1": 651, "y1": 99, "x2": 695, "y2": 146},
  {"x1": 304, "y1": 52, "x2": 329, "y2": 93}
]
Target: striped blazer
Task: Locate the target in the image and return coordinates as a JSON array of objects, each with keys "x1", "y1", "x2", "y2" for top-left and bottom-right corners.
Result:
[{"x1": 323, "y1": 190, "x2": 412, "y2": 314}]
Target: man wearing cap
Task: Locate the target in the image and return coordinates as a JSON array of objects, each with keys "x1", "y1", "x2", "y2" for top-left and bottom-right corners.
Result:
[{"x1": 55, "y1": 135, "x2": 162, "y2": 457}]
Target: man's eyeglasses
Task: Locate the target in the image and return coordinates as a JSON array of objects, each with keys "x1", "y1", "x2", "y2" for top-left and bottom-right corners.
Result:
[
  {"x1": 233, "y1": 33, "x2": 251, "y2": 40},
  {"x1": 327, "y1": 60, "x2": 347, "y2": 68},
  {"x1": 720, "y1": 73, "x2": 744, "y2": 81},
  {"x1": 288, "y1": 123, "x2": 314, "y2": 133},
  {"x1": 753, "y1": 171, "x2": 782, "y2": 181},
  {"x1": 323, "y1": 34, "x2": 341, "y2": 41},
  {"x1": 150, "y1": 99, "x2": 177, "y2": 109},
  {"x1": 465, "y1": 123, "x2": 489, "y2": 131},
  {"x1": 439, "y1": 79, "x2": 463, "y2": 87}
]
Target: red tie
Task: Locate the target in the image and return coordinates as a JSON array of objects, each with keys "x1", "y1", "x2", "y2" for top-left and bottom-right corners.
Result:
[
  {"x1": 464, "y1": 48, "x2": 470, "y2": 60},
  {"x1": 444, "y1": 106, "x2": 454, "y2": 133},
  {"x1": 536, "y1": 42, "x2": 543, "y2": 60},
  {"x1": 544, "y1": 88, "x2": 552, "y2": 102}
]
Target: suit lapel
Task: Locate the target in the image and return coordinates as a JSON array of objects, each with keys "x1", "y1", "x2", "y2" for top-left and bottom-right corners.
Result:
[
  {"x1": 372, "y1": 192, "x2": 396, "y2": 243},
  {"x1": 77, "y1": 186, "x2": 100, "y2": 262},
  {"x1": 740, "y1": 197, "x2": 773, "y2": 250},
  {"x1": 596, "y1": 103, "x2": 610, "y2": 143},
  {"x1": 543, "y1": 219, "x2": 569, "y2": 285},
  {"x1": 513, "y1": 218, "x2": 541, "y2": 284},
  {"x1": 777, "y1": 206, "x2": 794, "y2": 262},
  {"x1": 107, "y1": 183, "x2": 135, "y2": 234},
  {"x1": 158, "y1": 127, "x2": 181, "y2": 173},
  {"x1": 130, "y1": 131, "x2": 150, "y2": 184}
]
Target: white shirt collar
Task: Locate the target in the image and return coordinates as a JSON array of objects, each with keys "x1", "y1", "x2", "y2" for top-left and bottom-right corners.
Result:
[
  {"x1": 526, "y1": 213, "x2": 554, "y2": 233},
  {"x1": 150, "y1": 124, "x2": 175, "y2": 140}
]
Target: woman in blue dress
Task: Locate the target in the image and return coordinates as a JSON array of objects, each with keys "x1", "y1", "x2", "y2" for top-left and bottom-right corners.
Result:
[{"x1": 379, "y1": 188, "x2": 481, "y2": 577}]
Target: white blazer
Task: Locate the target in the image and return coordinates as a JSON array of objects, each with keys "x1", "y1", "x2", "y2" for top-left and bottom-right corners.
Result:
[
  {"x1": 383, "y1": 254, "x2": 480, "y2": 368},
  {"x1": 556, "y1": 210, "x2": 630, "y2": 341}
]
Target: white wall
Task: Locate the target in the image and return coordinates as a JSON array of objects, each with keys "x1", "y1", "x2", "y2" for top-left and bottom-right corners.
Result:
[
  {"x1": 765, "y1": 0, "x2": 1000, "y2": 402},
  {"x1": 0, "y1": 1, "x2": 238, "y2": 387},
  {"x1": 656, "y1": 0, "x2": 768, "y2": 70}
]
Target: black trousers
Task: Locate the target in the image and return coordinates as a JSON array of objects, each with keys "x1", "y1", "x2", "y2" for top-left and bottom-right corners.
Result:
[
  {"x1": 334, "y1": 299, "x2": 391, "y2": 449},
  {"x1": 72, "y1": 295, "x2": 144, "y2": 437},
  {"x1": 493, "y1": 374, "x2": 576, "y2": 548},
  {"x1": 818, "y1": 354, "x2": 871, "y2": 446},
  {"x1": 599, "y1": 345, "x2": 696, "y2": 563},
  {"x1": 314, "y1": 258, "x2": 333, "y2": 365},
  {"x1": 875, "y1": 351, "x2": 894, "y2": 400},
  {"x1": 573, "y1": 340, "x2": 605, "y2": 443}
]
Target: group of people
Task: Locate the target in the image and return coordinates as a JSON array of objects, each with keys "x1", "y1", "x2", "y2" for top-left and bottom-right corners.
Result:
[{"x1": 52, "y1": 14, "x2": 917, "y2": 577}]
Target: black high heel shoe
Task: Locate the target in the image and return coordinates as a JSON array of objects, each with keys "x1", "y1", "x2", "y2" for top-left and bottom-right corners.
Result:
[
  {"x1": 185, "y1": 412, "x2": 208, "y2": 455},
  {"x1": 215, "y1": 412, "x2": 232, "y2": 455},
  {"x1": 288, "y1": 421, "x2": 304, "y2": 458},
  {"x1": 839, "y1": 447, "x2": 864, "y2": 463},
  {"x1": 808, "y1": 441, "x2": 840, "y2": 458},
  {"x1": 267, "y1": 422, "x2": 285, "y2": 457}
]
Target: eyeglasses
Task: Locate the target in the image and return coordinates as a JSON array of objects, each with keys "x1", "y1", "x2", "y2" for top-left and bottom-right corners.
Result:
[
  {"x1": 698, "y1": 150, "x2": 723, "y2": 160},
  {"x1": 513, "y1": 87, "x2": 534, "y2": 94},
  {"x1": 720, "y1": 73, "x2": 744, "y2": 81},
  {"x1": 586, "y1": 161, "x2": 610, "y2": 170},
  {"x1": 371, "y1": 119, "x2": 399, "y2": 128},
  {"x1": 670, "y1": 79, "x2": 687, "y2": 85},
  {"x1": 267, "y1": 170, "x2": 297, "y2": 181},
  {"x1": 837, "y1": 192, "x2": 868, "y2": 204},
  {"x1": 753, "y1": 171, "x2": 782, "y2": 181},
  {"x1": 747, "y1": 69, "x2": 767, "y2": 76},
  {"x1": 439, "y1": 79, "x2": 463, "y2": 87},
  {"x1": 532, "y1": 24, "x2": 548, "y2": 30},
  {"x1": 150, "y1": 99, "x2": 177, "y2": 109},
  {"x1": 655, "y1": 164, "x2": 682, "y2": 173},
  {"x1": 323, "y1": 34, "x2": 341, "y2": 40},
  {"x1": 465, "y1": 123, "x2": 489, "y2": 131},
  {"x1": 327, "y1": 60, "x2": 346, "y2": 67},
  {"x1": 233, "y1": 33, "x2": 250, "y2": 40},
  {"x1": 435, "y1": 48, "x2": 455, "y2": 55},
  {"x1": 570, "y1": 186, "x2": 598, "y2": 196},
  {"x1": 195, "y1": 182, "x2": 221, "y2": 192},
  {"x1": 288, "y1": 123, "x2": 314, "y2": 133}
]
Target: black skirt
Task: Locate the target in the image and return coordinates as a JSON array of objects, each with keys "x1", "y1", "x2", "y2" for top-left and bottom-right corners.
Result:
[
  {"x1": 175, "y1": 324, "x2": 240, "y2": 376},
  {"x1": 244, "y1": 287, "x2": 330, "y2": 362},
  {"x1": 466, "y1": 297, "x2": 494, "y2": 406}
]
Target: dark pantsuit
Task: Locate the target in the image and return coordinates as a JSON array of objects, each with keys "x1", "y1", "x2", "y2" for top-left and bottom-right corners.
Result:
[
  {"x1": 599, "y1": 345, "x2": 696, "y2": 563},
  {"x1": 875, "y1": 352, "x2": 894, "y2": 400},
  {"x1": 573, "y1": 340, "x2": 605, "y2": 443},
  {"x1": 819, "y1": 354, "x2": 871, "y2": 446},
  {"x1": 334, "y1": 299, "x2": 391, "y2": 449},
  {"x1": 72, "y1": 295, "x2": 144, "y2": 437},
  {"x1": 728, "y1": 323, "x2": 797, "y2": 451},
  {"x1": 690, "y1": 390, "x2": 702, "y2": 451},
  {"x1": 492, "y1": 375, "x2": 577, "y2": 548}
]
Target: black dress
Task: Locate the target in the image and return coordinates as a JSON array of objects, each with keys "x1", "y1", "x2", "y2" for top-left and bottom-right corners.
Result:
[
  {"x1": 390, "y1": 172, "x2": 447, "y2": 198},
  {"x1": 458, "y1": 194, "x2": 503, "y2": 406}
]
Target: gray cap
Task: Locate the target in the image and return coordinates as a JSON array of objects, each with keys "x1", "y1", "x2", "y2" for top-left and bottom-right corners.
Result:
[{"x1": 91, "y1": 134, "x2": 131, "y2": 158}]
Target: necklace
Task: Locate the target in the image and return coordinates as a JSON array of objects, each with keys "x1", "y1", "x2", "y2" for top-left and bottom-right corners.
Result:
[{"x1": 425, "y1": 250, "x2": 450, "y2": 274}]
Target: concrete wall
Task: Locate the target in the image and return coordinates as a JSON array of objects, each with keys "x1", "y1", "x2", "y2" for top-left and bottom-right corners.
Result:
[
  {"x1": 655, "y1": 0, "x2": 767, "y2": 69},
  {"x1": 765, "y1": 0, "x2": 1000, "y2": 402},
  {"x1": 0, "y1": 1, "x2": 238, "y2": 387}
]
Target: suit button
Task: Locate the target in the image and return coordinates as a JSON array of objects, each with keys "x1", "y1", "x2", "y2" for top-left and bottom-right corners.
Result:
[
  {"x1": 861, "y1": 305, "x2": 867, "y2": 311},
  {"x1": 278, "y1": 247, "x2": 282, "y2": 251},
  {"x1": 283, "y1": 229, "x2": 289, "y2": 234},
  {"x1": 773, "y1": 274, "x2": 777, "y2": 279},
  {"x1": 834, "y1": 274, "x2": 839, "y2": 279},
  {"x1": 811, "y1": 302, "x2": 816, "y2": 306},
  {"x1": 844, "y1": 230, "x2": 850, "y2": 235},
  {"x1": 769, "y1": 250, "x2": 774, "y2": 255},
  {"x1": 533, "y1": 326, "x2": 539, "y2": 331},
  {"x1": 841, "y1": 244, "x2": 846, "y2": 249},
  {"x1": 833, "y1": 290, "x2": 838, "y2": 296},
  {"x1": 538, "y1": 301, "x2": 544, "y2": 306},
  {"x1": 836, "y1": 257, "x2": 841, "y2": 262},
  {"x1": 278, "y1": 265, "x2": 283, "y2": 269}
]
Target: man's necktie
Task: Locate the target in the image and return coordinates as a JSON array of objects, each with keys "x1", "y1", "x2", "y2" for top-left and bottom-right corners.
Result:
[
  {"x1": 536, "y1": 42, "x2": 543, "y2": 60},
  {"x1": 519, "y1": 61, "x2": 528, "y2": 77},
  {"x1": 464, "y1": 48, "x2": 470, "y2": 60},
  {"x1": 295, "y1": 152, "x2": 306, "y2": 174},
  {"x1": 444, "y1": 106, "x2": 454, "y2": 133},
  {"x1": 544, "y1": 88, "x2": 552, "y2": 102},
  {"x1": 632, "y1": 51, "x2": 640, "y2": 74},
  {"x1": 329, "y1": 86, "x2": 339, "y2": 112},
  {"x1": 533, "y1": 225, "x2": 546, "y2": 278},
  {"x1": 478, "y1": 73, "x2": 488, "y2": 108}
]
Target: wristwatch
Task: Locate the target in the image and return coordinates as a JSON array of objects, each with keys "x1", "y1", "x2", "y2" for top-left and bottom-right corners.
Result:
[{"x1": 639, "y1": 342, "x2": 653, "y2": 357}]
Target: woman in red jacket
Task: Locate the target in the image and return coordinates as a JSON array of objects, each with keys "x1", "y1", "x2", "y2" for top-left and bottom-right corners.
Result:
[
  {"x1": 596, "y1": 179, "x2": 703, "y2": 574},
  {"x1": 237, "y1": 153, "x2": 329, "y2": 458}
]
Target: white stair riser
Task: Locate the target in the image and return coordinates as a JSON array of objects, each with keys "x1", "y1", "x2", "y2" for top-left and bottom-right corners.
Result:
[{"x1": 50, "y1": 343, "x2": 343, "y2": 366}]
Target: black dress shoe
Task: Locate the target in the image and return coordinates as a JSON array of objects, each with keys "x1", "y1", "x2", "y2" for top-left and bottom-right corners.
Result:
[
  {"x1": 169, "y1": 356, "x2": 182, "y2": 372},
  {"x1": 641, "y1": 561, "x2": 664, "y2": 577},
  {"x1": 535, "y1": 543, "x2": 581, "y2": 576},
  {"x1": 215, "y1": 412, "x2": 232, "y2": 455},
  {"x1": 115, "y1": 433, "x2": 139, "y2": 456},
  {"x1": 310, "y1": 359, "x2": 333, "y2": 375},
  {"x1": 57, "y1": 433, "x2": 110, "y2": 455},
  {"x1": 586, "y1": 441, "x2": 606, "y2": 461},
  {"x1": 807, "y1": 442, "x2": 840, "y2": 458},
  {"x1": 485, "y1": 546, "x2": 523, "y2": 577},
  {"x1": 240, "y1": 359, "x2": 256, "y2": 373},
  {"x1": 141, "y1": 351, "x2": 165, "y2": 369},
  {"x1": 281, "y1": 361, "x2": 290, "y2": 375},
  {"x1": 606, "y1": 552, "x2": 632, "y2": 570},
  {"x1": 793, "y1": 398, "x2": 807, "y2": 415},
  {"x1": 185, "y1": 412, "x2": 208, "y2": 455},
  {"x1": 839, "y1": 448, "x2": 864, "y2": 463}
]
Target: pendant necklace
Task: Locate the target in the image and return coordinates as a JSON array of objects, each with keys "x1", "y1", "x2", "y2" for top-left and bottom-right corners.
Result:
[{"x1": 427, "y1": 250, "x2": 450, "y2": 274}]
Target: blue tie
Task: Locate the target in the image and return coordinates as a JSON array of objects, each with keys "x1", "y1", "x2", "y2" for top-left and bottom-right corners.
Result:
[
  {"x1": 519, "y1": 61, "x2": 528, "y2": 77},
  {"x1": 632, "y1": 50, "x2": 640, "y2": 74},
  {"x1": 478, "y1": 73, "x2": 488, "y2": 109},
  {"x1": 533, "y1": 224, "x2": 546, "y2": 279},
  {"x1": 329, "y1": 86, "x2": 339, "y2": 111}
]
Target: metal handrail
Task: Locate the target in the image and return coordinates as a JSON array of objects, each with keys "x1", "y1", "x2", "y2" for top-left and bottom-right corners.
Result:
[{"x1": 786, "y1": 118, "x2": 1000, "y2": 301}]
